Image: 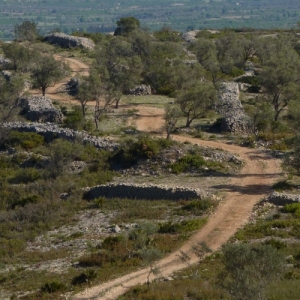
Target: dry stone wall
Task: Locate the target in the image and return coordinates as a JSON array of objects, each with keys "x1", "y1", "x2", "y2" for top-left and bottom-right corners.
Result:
[
  {"x1": 44, "y1": 33, "x2": 95, "y2": 50},
  {"x1": 3, "y1": 122, "x2": 117, "y2": 151},
  {"x1": 84, "y1": 183, "x2": 210, "y2": 201},
  {"x1": 267, "y1": 192, "x2": 300, "y2": 206},
  {"x1": 19, "y1": 96, "x2": 63, "y2": 123},
  {"x1": 216, "y1": 82, "x2": 250, "y2": 133}
]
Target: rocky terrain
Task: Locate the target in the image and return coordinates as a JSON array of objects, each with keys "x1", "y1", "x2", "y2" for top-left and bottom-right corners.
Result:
[{"x1": 44, "y1": 33, "x2": 95, "y2": 50}]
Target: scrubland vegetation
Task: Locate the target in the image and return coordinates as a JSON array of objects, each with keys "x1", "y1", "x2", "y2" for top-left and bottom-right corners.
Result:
[{"x1": 1, "y1": 17, "x2": 300, "y2": 299}]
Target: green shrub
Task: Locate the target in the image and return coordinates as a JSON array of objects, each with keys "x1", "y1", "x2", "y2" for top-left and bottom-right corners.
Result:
[
  {"x1": 273, "y1": 180, "x2": 295, "y2": 192},
  {"x1": 263, "y1": 238, "x2": 287, "y2": 250},
  {"x1": 7, "y1": 131, "x2": 44, "y2": 150},
  {"x1": 169, "y1": 154, "x2": 206, "y2": 174},
  {"x1": 63, "y1": 106, "x2": 84, "y2": 130},
  {"x1": 9, "y1": 168, "x2": 41, "y2": 184},
  {"x1": 112, "y1": 135, "x2": 173, "y2": 167},
  {"x1": 71, "y1": 269, "x2": 97, "y2": 285},
  {"x1": 182, "y1": 198, "x2": 214, "y2": 215},
  {"x1": 40, "y1": 281, "x2": 66, "y2": 294},
  {"x1": 11, "y1": 195, "x2": 39, "y2": 209},
  {"x1": 284, "y1": 203, "x2": 300, "y2": 217},
  {"x1": 229, "y1": 67, "x2": 244, "y2": 77},
  {"x1": 159, "y1": 218, "x2": 207, "y2": 234}
]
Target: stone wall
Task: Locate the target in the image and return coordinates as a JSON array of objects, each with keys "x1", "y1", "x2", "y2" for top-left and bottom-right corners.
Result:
[
  {"x1": 3, "y1": 122, "x2": 118, "y2": 151},
  {"x1": 84, "y1": 183, "x2": 210, "y2": 201},
  {"x1": 267, "y1": 192, "x2": 300, "y2": 206},
  {"x1": 19, "y1": 96, "x2": 63, "y2": 123},
  {"x1": 216, "y1": 82, "x2": 250, "y2": 134},
  {"x1": 44, "y1": 33, "x2": 95, "y2": 50},
  {"x1": 128, "y1": 84, "x2": 152, "y2": 96}
]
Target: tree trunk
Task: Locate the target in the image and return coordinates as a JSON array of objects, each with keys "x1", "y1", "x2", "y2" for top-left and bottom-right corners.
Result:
[
  {"x1": 186, "y1": 118, "x2": 192, "y2": 128},
  {"x1": 115, "y1": 98, "x2": 120, "y2": 109},
  {"x1": 42, "y1": 86, "x2": 46, "y2": 96},
  {"x1": 81, "y1": 104, "x2": 86, "y2": 117}
]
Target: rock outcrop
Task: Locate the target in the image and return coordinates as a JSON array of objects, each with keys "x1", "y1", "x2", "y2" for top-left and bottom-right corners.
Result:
[
  {"x1": 0, "y1": 56, "x2": 11, "y2": 69},
  {"x1": 3, "y1": 122, "x2": 118, "y2": 151},
  {"x1": 216, "y1": 82, "x2": 250, "y2": 133},
  {"x1": 19, "y1": 96, "x2": 63, "y2": 123},
  {"x1": 267, "y1": 192, "x2": 300, "y2": 206},
  {"x1": 182, "y1": 30, "x2": 200, "y2": 43},
  {"x1": 128, "y1": 84, "x2": 152, "y2": 96},
  {"x1": 84, "y1": 182, "x2": 210, "y2": 201},
  {"x1": 44, "y1": 33, "x2": 95, "y2": 50}
]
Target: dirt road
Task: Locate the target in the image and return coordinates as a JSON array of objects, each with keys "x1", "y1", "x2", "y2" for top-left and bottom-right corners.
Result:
[
  {"x1": 38, "y1": 56, "x2": 281, "y2": 300},
  {"x1": 73, "y1": 106, "x2": 281, "y2": 300}
]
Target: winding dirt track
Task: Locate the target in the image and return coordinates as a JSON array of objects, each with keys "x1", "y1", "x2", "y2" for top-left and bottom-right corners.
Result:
[
  {"x1": 37, "y1": 56, "x2": 281, "y2": 300},
  {"x1": 73, "y1": 125, "x2": 281, "y2": 300}
]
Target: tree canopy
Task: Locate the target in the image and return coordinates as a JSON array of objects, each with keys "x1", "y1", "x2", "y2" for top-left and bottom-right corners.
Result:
[{"x1": 114, "y1": 17, "x2": 140, "y2": 36}]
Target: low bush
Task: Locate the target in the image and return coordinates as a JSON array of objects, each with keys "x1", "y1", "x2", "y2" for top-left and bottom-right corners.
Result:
[
  {"x1": 181, "y1": 198, "x2": 214, "y2": 215},
  {"x1": 284, "y1": 203, "x2": 300, "y2": 217},
  {"x1": 71, "y1": 269, "x2": 97, "y2": 285},
  {"x1": 40, "y1": 281, "x2": 67, "y2": 294},
  {"x1": 273, "y1": 180, "x2": 295, "y2": 192},
  {"x1": 159, "y1": 218, "x2": 207, "y2": 234},
  {"x1": 7, "y1": 131, "x2": 44, "y2": 150},
  {"x1": 112, "y1": 135, "x2": 174, "y2": 167},
  {"x1": 263, "y1": 238, "x2": 287, "y2": 250},
  {"x1": 9, "y1": 168, "x2": 42, "y2": 184}
]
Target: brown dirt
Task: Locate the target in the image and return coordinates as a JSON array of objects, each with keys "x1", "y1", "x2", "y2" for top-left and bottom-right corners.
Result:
[
  {"x1": 29, "y1": 55, "x2": 90, "y2": 104},
  {"x1": 27, "y1": 57, "x2": 281, "y2": 300},
  {"x1": 73, "y1": 106, "x2": 281, "y2": 300}
]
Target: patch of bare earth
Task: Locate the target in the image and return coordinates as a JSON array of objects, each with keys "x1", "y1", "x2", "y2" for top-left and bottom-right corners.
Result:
[{"x1": 73, "y1": 106, "x2": 282, "y2": 300}]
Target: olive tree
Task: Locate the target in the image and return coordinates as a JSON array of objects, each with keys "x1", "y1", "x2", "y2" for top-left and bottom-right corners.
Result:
[
  {"x1": 0, "y1": 75, "x2": 25, "y2": 146},
  {"x1": 219, "y1": 243, "x2": 284, "y2": 300},
  {"x1": 114, "y1": 17, "x2": 140, "y2": 36},
  {"x1": 176, "y1": 82, "x2": 216, "y2": 127},
  {"x1": 77, "y1": 71, "x2": 115, "y2": 129},
  {"x1": 31, "y1": 55, "x2": 69, "y2": 96},
  {"x1": 257, "y1": 37, "x2": 300, "y2": 121},
  {"x1": 95, "y1": 37, "x2": 142, "y2": 108},
  {"x1": 14, "y1": 20, "x2": 39, "y2": 42},
  {"x1": 164, "y1": 104, "x2": 181, "y2": 139}
]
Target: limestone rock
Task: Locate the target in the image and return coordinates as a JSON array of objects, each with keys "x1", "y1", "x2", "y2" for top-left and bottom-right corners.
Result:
[
  {"x1": 44, "y1": 33, "x2": 95, "y2": 50},
  {"x1": 19, "y1": 96, "x2": 63, "y2": 123},
  {"x1": 182, "y1": 30, "x2": 200, "y2": 43}
]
